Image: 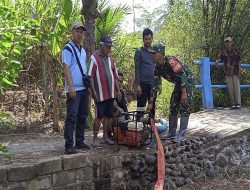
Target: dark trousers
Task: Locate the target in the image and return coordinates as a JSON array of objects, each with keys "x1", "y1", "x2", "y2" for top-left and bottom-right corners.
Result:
[
  {"x1": 64, "y1": 89, "x2": 89, "y2": 149},
  {"x1": 137, "y1": 83, "x2": 156, "y2": 118}
]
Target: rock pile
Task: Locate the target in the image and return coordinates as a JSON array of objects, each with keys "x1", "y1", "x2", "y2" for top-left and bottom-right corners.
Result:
[{"x1": 122, "y1": 131, "x2": 250, "y2": 189}]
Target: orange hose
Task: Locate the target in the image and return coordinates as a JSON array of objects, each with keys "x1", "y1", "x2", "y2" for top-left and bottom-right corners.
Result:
[{"x1": 150, "y1": 119, "x2": 165, "y2": 190}]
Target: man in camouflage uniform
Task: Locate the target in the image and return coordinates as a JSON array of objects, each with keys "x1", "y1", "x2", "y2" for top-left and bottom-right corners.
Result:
[{"x1": 147, "y1": 44, "x2": 195, "y2": 142}]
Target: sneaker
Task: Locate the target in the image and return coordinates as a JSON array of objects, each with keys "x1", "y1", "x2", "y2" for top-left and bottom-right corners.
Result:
[
  {"x1": 173, "y1": 136, "x2": 186, "y2": 143},
  {"x1": 102, "y1": 138, "x2": 115, "y2": 145},
  {"x1": 93, "y1": 139, "x2": 101, "y2": 147},
  {"x1": 75, "y1": 142, "x2": 91, "y2": 150},
  {"x1": 161, "y1": 134, "x2": 177, "y2": 141},
  {"x1": 231, "y1": 105, "x2": 236, "y2": 109},
  {"x1": 64, "y1": 147, "x2": 77, "y2": 155},
  {"x1": 236, "y1": 105, "x2": 241, "y2": 109}
]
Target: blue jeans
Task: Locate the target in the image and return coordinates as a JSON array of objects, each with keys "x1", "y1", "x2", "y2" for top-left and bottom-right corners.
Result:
[{"x1": 64, "y1": 89, "x2": 89, "y2": 149}]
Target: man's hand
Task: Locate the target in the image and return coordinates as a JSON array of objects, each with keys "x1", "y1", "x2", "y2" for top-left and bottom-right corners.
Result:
[
  {"x1": 158, "y1": 85, "x2": 162, "y2": 95},
  {"x1": 117, "y1": 90, "x2": 122, "y2": 101},
  {"x1": 215, "y1": 60, "x2": 220, "y2": 67},
  {"x1": 146, "y1": 102, "x2": 153, "y2": 112},
  {"x1": 117, "y1": 107, "x2": 124, "y2": 113},
  {"x1": 69, "y1": 85, "x2": 76, "y2": 98},
  {"x1": 136, "y1": 85, "x2": 142, "y2": 97},
  {"x1": 181, "y1": 93, "x2": 188, "y2": 105}
]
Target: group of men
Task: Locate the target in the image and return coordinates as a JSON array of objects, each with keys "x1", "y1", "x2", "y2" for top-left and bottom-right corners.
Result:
[
  {"x1": 62, "y1": 22, "x2": 129, "y2": 154},
  {"x1": 63, "y1": 21, "x2": 242, "y2": 155}
]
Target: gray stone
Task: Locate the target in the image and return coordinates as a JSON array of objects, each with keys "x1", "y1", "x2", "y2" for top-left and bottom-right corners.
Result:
[
  {"x1": 0, "y1": 184, "x2": 6, "y2": 190},
  {"x1": 196, "y1": 153, "x2": 204, "y2": 160},
  {"x1": 175, "y1": 157, "x2": 181, "y2": 164},
  {"x1": 147, "y1": 165, "x2": 155, "y2": 173},
  {"x1": 171, "y1": 150, "x2": 178, "y2": 158},
  {"x1": 169, "y1": 170, "x2": 181, "y2": 177},
  {"x1": 76, "y1": 167, "x2": 93, "y2": 181},
  {"x1": 175, "y1": 177, "x2": 185, "y2": 187},
  {"x1": 122, "y1": 155, "x2": 131, "y2": 166},
  {"x1": 205, "y1": 160, "x2": 214, "y2": 169},
  {"x1": 185, "y1": 140, "x2": 191, "y2": 145},
  {"x1": 52, "y1": 170, "x2": 76, "y2": 187},
  {"x1": 185, "y1": 146, "x2": 192, "y2": 152},
  {"x1": 181, "y1": 155, "x2": 188, "y2": 165},
  {"x1": 180, "y1": 141, "x2": 186, "y2": 146},
  {"x1": 28, "y1": 175, "x2": 52, "y2": 190},
  {"x1": 8, "y1": 164, "x2": 36, "y2": 182},
  {"x1": 0, "y1": 166, "x2": 7, "y2": 183},
  {"x1": 189, "y1": 158, "x2": 197, "y2": 164},
  {"x1": 145, "y1": 155, "x2": 157, "y2": 166},
  {"x1": 178, "y1": 149, "x2": 184, "y2": 154},
  {"x1": 63, "y1": 153, "x2": 90, "y2": 170},
  {"x1": 164, "y1": 179, "x2": 176, "y2": 190},
  {"x1": 215, "y1": 154, "x2": 227, "y2": 168},
  {"x1": 184, "y1": 178, "x2": 192, "y2": 184},
  {"x1": 110, "y1": 169, "x2": 124, "y2": 183},
  {"x1": 168, "y1": 164, "x2": 177, "y2": 171},
  {"x1": 206, "y1": 168, "x2": 215, "y2": 178},
  {"x1": 110, "y1": 156, "x2": 123, "y2": 169},
  {"x1": 6, "y1": 181, "x2": 27, "y2": 190},
  {"x1": 190, "y1": 164, "x2": 196, "y2": 171},
  {"x1": 36, "y1": 157, "x2": 62, "y2": 176},
  {"x1": 165, "y1": 152, "x2": 171, "y2": 159},
  {"x1": 167, "y1": 158, "x2": 175, "y2": 164}
]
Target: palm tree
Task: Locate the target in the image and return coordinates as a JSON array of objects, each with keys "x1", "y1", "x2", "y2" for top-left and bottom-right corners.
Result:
[{"x1": 95, "y1": 0, "x2": 130, "y2": 47}]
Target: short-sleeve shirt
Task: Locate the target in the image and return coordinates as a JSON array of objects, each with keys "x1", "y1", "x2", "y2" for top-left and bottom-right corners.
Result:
[
  {"x1": 88, "y1": 50, "x2": 119, "y2": 102},
  {"x1": 61, "y1": 40, "x2": 87, "y2": 92}
]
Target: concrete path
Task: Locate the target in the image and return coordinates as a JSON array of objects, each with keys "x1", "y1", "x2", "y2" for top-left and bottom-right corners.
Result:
[
  {"x1": 188, "y1": 108, "x2": 250, "y2": 137},
  {"x1": 0, "y1": 108, "x2": 249, "y2": 164}
]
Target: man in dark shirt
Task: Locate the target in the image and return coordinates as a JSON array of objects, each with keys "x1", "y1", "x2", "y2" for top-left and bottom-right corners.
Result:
[
  {"x1": 215, "y1": 37, "x2": 241, "y2": 109},
  {"x1": 134, "y1": 28, "x2": 162, "y2": 118},
  {"x1": 147, "y1": 44, "x2": 195, "y2": 142}
]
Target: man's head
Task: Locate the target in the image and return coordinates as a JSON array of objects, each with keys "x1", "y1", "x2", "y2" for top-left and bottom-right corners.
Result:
[
  {"x1": 142, "y1": 28, "x2": 153, "y2": 48},
  {"x1": 224, "y1": 37, "x2": 233, "y2": 49},
  {"x1": 71, "y1": 22, "x2": 86, "y2": 44},
  {"x1": 100, "y1": 36, "x2": 112, "y2": 57},
  {"x1": 148, "y1": 43, "x2": 165, "y2": 64}
]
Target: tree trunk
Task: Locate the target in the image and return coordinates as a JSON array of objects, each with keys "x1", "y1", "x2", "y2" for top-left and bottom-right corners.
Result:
[
  {"x1": 81, "y1": 0, "x2": 99, "y2": 59},
  {"x1": 81, "y1": 0, "x2": 100, "y2": 128},
  {"x1": 52, "y1": 58, "x2": 59, "y2": 132},
  {"x1": 41, "y1": 43, "x2": 49, "y2": 117}
]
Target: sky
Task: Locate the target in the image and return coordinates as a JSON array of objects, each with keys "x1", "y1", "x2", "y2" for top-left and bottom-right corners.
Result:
[{"x1": 109, "y1": 0, "x2": 167, "y2": 33}]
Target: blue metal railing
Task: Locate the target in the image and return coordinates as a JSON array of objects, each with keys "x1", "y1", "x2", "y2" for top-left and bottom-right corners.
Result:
[{"x1": 193, "y1": 57, "x2": 250, "y2": 109}]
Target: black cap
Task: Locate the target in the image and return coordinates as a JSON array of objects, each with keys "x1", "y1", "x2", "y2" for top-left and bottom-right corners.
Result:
[{"x1": 100, "y1": 36, "x2": 113, "y2": 46}]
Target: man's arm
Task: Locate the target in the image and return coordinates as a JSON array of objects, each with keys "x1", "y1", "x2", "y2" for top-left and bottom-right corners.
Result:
[
  {"x1": 88, "y1": 57, "x2": 98, "y2": 101},
  {"x1": 63, "y1": 64, "x2": 76, "y2": 98}
]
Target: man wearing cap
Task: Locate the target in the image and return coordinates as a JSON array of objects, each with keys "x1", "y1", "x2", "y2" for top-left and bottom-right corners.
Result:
[
  {"x1": 147, "y1": 44, "x2": 195, "y2": 142},
  {"x1": 215, "y1": 37, "x2": 241, "y2": 109},
  {"x1": 88, "y1": 36, "x2": 121, "y2": 146},
  {"x1": 134, "y1": 28, "x2": 162, "y2": 119},
  {"x1": 61, "y1": 22, "x2": 90, "y2": 154}
]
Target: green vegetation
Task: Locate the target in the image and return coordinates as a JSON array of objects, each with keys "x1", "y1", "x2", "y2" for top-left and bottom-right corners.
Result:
[{"x1": 0, "y1": 0, "x2": 250, "y2": 123}]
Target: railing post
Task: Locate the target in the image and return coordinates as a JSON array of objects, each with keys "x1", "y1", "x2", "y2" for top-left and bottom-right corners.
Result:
[{"x1": 200, "y1": 57, "x2": 214, "y2": 109}]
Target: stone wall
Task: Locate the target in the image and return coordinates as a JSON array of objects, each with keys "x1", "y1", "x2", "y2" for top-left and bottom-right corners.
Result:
[{"x1": 0, "y1": 153, "x2": 129, "y2": 190}]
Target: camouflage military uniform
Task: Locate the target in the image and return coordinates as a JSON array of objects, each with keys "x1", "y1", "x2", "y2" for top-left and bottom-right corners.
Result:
[{"x1": 151, "y1": 56, "x2": 195, "y2": 116}]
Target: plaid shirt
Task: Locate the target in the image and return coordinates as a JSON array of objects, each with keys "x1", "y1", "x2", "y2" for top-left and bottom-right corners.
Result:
[{"x1": 218, "y1": 48, "x2": 241, "y2": 76}]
